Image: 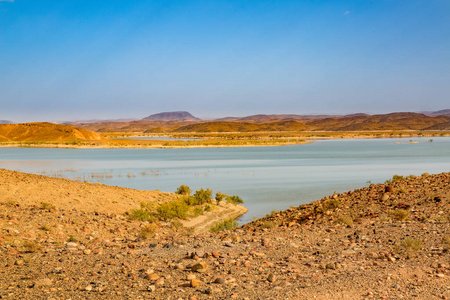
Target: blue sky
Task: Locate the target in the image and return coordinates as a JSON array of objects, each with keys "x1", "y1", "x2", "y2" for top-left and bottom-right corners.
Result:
[{"x1": 1, "y1": 0, "x2": 449, "y2": 122}]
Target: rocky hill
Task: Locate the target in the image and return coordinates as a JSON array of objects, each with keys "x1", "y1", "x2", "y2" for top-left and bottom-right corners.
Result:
[{"x1": 142, "y1": 111, "x2": 201, "y2": 122}]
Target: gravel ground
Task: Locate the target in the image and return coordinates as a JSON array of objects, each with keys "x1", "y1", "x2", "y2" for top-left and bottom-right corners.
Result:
[{"x1": 0, "y1": 172, "x2": 449, "y2": 299}]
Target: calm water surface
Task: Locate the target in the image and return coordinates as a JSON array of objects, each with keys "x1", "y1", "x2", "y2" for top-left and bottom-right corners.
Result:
[{"x1": 1, "y1": 137, "x2": 449, "y2": 223}]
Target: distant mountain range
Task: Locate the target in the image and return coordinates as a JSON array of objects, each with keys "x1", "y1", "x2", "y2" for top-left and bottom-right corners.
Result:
[
  {"x1": 61, "y1": 109, "x2": 450, "y2": 124},
  {"x1": 0, "y1": 120, "x2": 13, "y2": 124},
  {"x1": 142, "y1": 111, "x2": 201, "y2": 122},
  {"x1": 68, "y1": 109, "x2": 450, "y2": 133},
  {"x1": 421, "y1": 109, "x2": 450, "y2": 117}
]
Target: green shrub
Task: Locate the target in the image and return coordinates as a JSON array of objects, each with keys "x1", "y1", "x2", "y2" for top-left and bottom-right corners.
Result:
[
  {"x1": 193, "y1": 207, "x2": 204, "y2": 216},
  {"x1": 385, "y1": 174, "x2": 405, "y2": 184},
  {"x1": 215, "y1": 192, "x2": 227, "y2": 204},
  {"x1": 210, "y1": 218, "x2": 238, "y2": 232},
  {"x1": 204, "y1": 205, "x2": 212, "y2": 212},
  {"x1": 176, "y1": 185, "x2": 191, "y2": 196},
  {"x1": 226, "y1": 195, "x2": 244, "y2": 205},
  {"x1": 157, "y1": 199, "x2": 189, "y2": 220},
  {"x1": 193, "y1": 188, "x2": 213, "y2": 205},
  {"x1": 128, "y1": 208, "x2": 152, "y2": 221}
]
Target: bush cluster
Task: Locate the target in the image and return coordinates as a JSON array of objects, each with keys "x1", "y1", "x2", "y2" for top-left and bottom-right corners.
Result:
[{"x1": 127, "y1": 185, "x2": 244, "y2": 223}]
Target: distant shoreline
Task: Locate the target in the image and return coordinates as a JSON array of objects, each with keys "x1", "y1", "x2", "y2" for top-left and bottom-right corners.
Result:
[{"x1": 1, "y1": 133, "x2": 449, "y2": 149}]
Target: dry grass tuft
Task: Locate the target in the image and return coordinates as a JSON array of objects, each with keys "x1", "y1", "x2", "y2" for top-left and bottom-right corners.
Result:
[
  {"x1": 138, "y1": 223, "x2": 158, "y2": 239},
  {"x1": 396, "y1": 238, "x2": 422, "y2": 258},
  {"x1": 40, "y1": 202, "x2": 56, "y2": 210},
  {"x1": 389, "y1": 209, "x2": 409, "y2": 221},
  {"x1": 336, "y1": 216, "x2": 354, "y2": 226},
  {"x1": 22, "y1": 240, "x2": 42, "y2": 253}
]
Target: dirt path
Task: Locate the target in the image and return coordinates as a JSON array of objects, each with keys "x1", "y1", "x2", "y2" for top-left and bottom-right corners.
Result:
[{"x1": 182, "y1": 202, "x2": 248, "y2": 233}]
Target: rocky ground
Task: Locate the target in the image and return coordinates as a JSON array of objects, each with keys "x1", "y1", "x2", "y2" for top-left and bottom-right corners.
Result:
[{"x1": 0, "y1": 171, "x2": 449, "y2": 299}]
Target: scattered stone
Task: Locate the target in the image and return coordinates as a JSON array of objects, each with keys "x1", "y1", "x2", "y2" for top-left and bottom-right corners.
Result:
[
  {"x1": 224, "y1": 241, "x2": 233, "y2": 247},
  {"x1": 33, "y1": 278, "x2": 53, "y2": 288},
  {"x1": 14, "y1": 259, "x2": 24, "y2": 266},
  {"x1": 191, "y1": 262, "x2": 208, "y2": 273},
  {"x1": 147, "y1": 274, "x2": 160, "y2": 281},
  {"x1": 214, "y1": 277, "x2": 226, "y2": 284},
  {"x1": 155, "y1": 278, "x2": 164, "y2": 286},
  {"x1": 190, "y1": 279, "x2": 202, "y2": 287},
  {"x1": 66, "y1": 242, "x2": 78, "y2": 250},
  {"x1": 84, "y1": 285, "x2": 93, "y2": 292}
]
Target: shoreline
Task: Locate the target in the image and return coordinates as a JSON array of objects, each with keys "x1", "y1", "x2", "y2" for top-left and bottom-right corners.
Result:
[{"x1": 0, "y1": 132, "x2": 449, "y2": 149}]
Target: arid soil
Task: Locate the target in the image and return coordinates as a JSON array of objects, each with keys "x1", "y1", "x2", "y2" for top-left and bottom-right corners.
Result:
[
  {"x1": 0, "y1": 170, "x2": 449, "y2": 299},
  {"x1": 0, "y1": 169, "x2": 175, "y2": 214}
]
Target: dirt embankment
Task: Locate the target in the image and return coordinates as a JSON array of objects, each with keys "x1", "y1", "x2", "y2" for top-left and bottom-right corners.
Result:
[{"x1": 0, "y1": 171, "x2": 449, "y2": 299}]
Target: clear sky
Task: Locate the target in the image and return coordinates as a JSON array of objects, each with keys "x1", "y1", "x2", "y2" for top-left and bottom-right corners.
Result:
[{"x1": 1, "y1": 0, "x2": 449, "y2": 122}]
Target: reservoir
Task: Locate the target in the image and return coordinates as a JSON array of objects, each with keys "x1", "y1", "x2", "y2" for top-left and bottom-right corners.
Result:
[{"x1": 1, "y1": 137, "x2": 449, "y2": 223}]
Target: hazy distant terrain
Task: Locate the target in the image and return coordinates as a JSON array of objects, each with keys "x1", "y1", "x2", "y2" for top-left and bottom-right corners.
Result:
[
  {"x1": 71, "y1": 110, "x2": 450, "y2": 133},
  {"x1": 2, "y1": 110, "x2": 449, "y2": 146},
  {"x1": 142, "y1": 111, "x2": 201, "y2": 122}
]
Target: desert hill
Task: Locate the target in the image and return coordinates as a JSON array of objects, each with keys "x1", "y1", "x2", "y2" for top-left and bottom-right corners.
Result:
[
  {"x1": 142, "y1": 111, "x2": 201, "y2": 122},
  {"x1": 74, "y1": 120, "x2": 196, "y2": 133},
  {"x1": 173, "y1": 120, "x2": 308, "y2": 132},
  {"x1": 0, "y1": 122, "x2": 105, "y2": 143},
  {"x1": 306, "y1": 112, "x2": 450, "y2": 131},
  {"x1": 215, "y1": 114, "x2": 337, "y2": 123}
]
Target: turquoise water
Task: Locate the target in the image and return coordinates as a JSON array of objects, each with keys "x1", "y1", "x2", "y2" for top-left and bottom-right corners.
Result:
[{"x1": 1, "y1": 137, "x2": 449, "y2": 223}]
